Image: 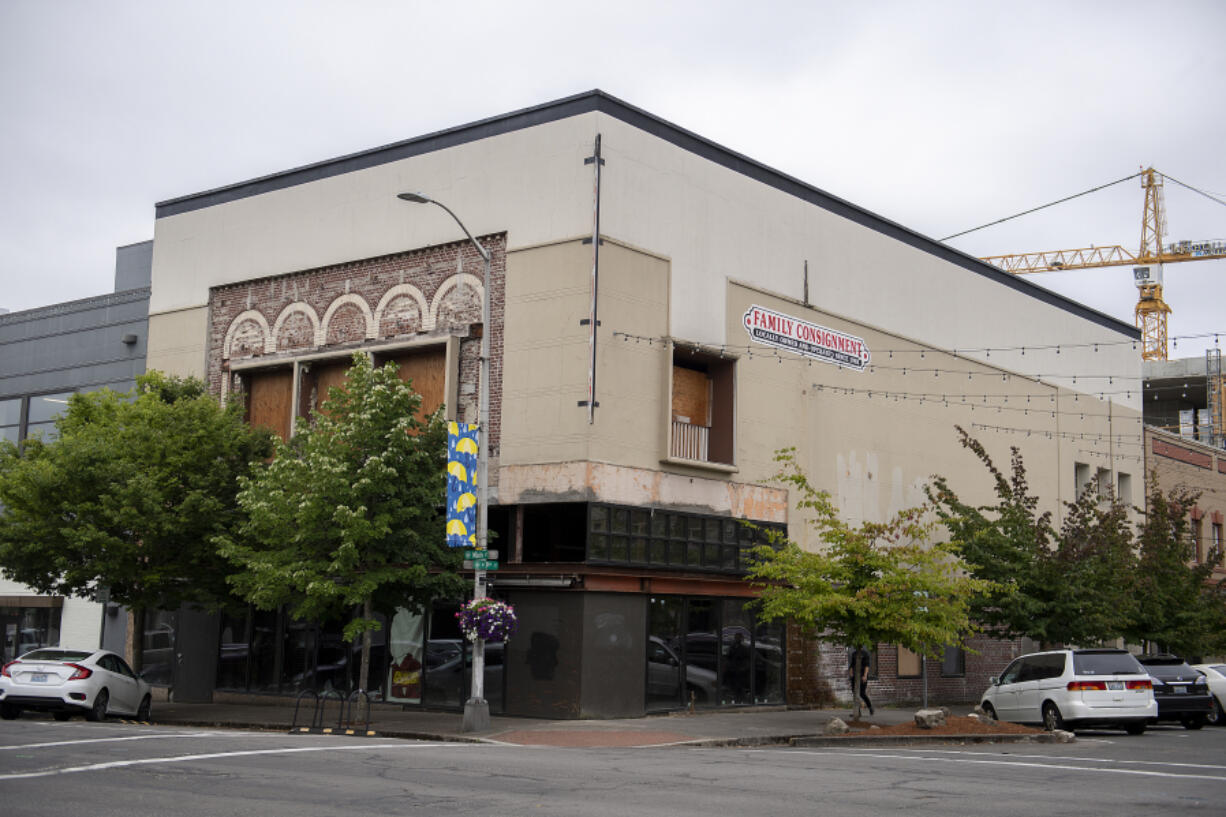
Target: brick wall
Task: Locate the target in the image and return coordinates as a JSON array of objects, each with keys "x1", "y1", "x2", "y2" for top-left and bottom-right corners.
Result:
[
  {"x1": 787, "y1": 629, "x2": 1035, "y2": 708},
  {"x1": 206, "y1": 235, "x2": 506, "y2": 454}
]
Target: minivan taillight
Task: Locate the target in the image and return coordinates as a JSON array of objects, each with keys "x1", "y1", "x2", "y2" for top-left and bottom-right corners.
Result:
[
  {"x1": 1067, "y1": 680, "x2": 1107, "y2": 691},
  {"x1": 1126, "y1": 679, "x2": 1152, "y2": 691},
  {"x1": 66, "y1": 664, "x2": 92, "y2": 681},
  {"x1": 0, "y1": 661, "x2": 17, "y2": 678}
]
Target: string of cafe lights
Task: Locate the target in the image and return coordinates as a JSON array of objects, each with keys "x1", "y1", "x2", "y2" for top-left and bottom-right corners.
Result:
[
  {"x1": 806, "y1": 382, "x2": 1147, "y2": 428},
  {"x1": 611, "y1": 329, "x2": 1222, "y2": 362},
  {"x1": 807, "y1": 384, "x2": 1144, "y2": 447},
  {"x1": 613, "y1": 331, "x2": 1152, "y2": 393}
]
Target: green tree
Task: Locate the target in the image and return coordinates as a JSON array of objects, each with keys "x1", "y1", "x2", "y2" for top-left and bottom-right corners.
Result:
[
  {"x1": 928, "y1": 426, "x2": 1142, "y2": 647},
  {"x1": 746, "y1": 449, "x2": 993, "y2": 719},
  {"x1": 0, "y1": 372, "x2": 274, "y2": 667},
  {"x1": 927, "y1": 428, "x2": 1052, "y2": 641},
  {"x1": 1124, "y1": 477, "x2": 1226, "y2": 655},
  {"x1": 1043, "y1": 483, "x2": 1138, "y2": 646},
  {"x1": 218, "y1": 353, "x2": 464, "y2": 693}
]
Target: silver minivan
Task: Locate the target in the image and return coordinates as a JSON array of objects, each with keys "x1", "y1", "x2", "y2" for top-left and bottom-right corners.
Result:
[{"x1": 980, "y1": 648, "x2": 1157, "y2": 734}]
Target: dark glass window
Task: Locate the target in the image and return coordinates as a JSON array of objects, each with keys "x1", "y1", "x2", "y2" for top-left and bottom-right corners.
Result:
[{"x1": 583, "y1": 503, "x2": 785, "y2": 574}]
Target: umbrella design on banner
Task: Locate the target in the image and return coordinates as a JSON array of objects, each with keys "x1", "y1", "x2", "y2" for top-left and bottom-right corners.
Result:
[{"x1": 446, "y1": 422, "x2": 479, "y2": 548}]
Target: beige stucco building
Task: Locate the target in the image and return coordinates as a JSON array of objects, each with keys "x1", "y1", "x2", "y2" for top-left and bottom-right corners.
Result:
[{"x1": 144, "y1": 91, "x2": 1144, "y2": 713}]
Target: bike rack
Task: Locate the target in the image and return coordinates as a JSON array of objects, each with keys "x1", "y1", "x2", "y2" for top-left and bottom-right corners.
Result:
[{"x1": 290, "y1": 688, "x2": 376, "y2": 736}]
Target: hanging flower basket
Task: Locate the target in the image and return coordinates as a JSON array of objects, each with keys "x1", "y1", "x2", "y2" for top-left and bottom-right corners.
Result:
[{"x1": 455, "y1": 598, "x2": 518, "y2": 642}]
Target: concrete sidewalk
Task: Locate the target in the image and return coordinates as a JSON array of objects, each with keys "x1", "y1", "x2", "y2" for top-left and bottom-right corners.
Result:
[{"x1": 149, "y1": 699, "x2": 1033, "y2": 748}]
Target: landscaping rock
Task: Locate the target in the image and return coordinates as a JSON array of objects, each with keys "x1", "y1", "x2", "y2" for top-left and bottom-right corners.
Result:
[
  {"x1": 1034, "y1": 729, "x2": 1076, "y2": 744},
  {"x1": 914, "y1": 708, "x2": 948, "y2": 729},
  {"x1": 824, "y1": 717, "x2": 851, "y2": 735}
]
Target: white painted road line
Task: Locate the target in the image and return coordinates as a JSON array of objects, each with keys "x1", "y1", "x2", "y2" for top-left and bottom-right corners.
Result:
[
  {"x1": 0, "y1": 732, "x2": 243, "y2": 752},
  {"x1": 760, "y1": 750, "x2": 1226, "y2": 782},
  {"x1": 897, "y1": 748, "x2": 1226, "y2": 771},
  {"x1": 0, "y1": 742, "x2": 464, "y2": 781}
]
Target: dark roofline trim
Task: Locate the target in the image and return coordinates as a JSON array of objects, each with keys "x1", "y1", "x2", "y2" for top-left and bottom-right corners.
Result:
[
  {"x1": 155, "y1": 90, "x2": 1138, "y2": 338},
  {"x1": 0, "y1": 288, "x2": 151, "y2": 327}
]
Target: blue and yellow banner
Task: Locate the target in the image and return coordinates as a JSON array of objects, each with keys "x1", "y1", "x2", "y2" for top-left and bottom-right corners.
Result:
[{"x1": 446, "y1": 422, "x2": 479, "y2": 548}]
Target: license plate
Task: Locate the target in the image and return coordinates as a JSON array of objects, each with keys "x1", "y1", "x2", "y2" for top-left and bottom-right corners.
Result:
[
  {"x1": 31, "y1": 673, "x2": 48, "y2": 683},
  {"x1": 1107, "y1": 681, "x2": 1123, "y2": 690},
  {"x1": 1173, "y1": 686, "x2": 1186, "y2": 694}
]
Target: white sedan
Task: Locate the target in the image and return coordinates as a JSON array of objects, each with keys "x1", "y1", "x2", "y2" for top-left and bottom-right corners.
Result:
[
  {"x1": 1193, "y1": 663, "x2": 1226, "y2": 726},
  {"x1": 0, "y1": 647, "x2": 152, "y2": 722}
]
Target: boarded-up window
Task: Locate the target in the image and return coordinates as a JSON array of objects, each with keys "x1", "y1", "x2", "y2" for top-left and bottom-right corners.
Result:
[
  {"x1": 302, "y1": 360, "x2": 351, "y2": 418},
  {"x1": 380, "y1": 347, "x2": 447, "y2": 422},
  {"x1": 670, "y1": 351, "x2": 735, "y2": 466},
  {"x1": 897, "y1": 645, "x2": 922, "y2": 678},
  {"x1": 245, "y1": 368, "x2": 293, "y2": 441},
  {"x1": 671, "y1": 366, "x2": 711, "y2": 426}
]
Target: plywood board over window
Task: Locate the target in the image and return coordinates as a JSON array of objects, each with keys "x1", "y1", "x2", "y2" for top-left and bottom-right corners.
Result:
[
  {"x1": 380, "y1": 346, "x2": 447, "y2": 422},
  {"x1": 245, "y1": 368, "x2": 293, "y2": 441},
  {"x1": 897, "y1": 645, "x2": 922, "y2": 678},
  {"x1": 672, "y1": 366, "x2": 711, "y2": 426},
  {"x1": 302, "y1": 360, "x2": 351, "y2": 418}
]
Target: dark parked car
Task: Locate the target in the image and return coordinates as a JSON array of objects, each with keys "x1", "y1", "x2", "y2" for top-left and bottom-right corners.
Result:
[{"x1": 1137, "y1": 654, "x2": 1215, "y2": 729}]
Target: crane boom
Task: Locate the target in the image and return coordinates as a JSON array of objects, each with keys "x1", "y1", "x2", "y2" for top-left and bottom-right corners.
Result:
[{"x1": 978, "y1": 168, "x2": 1226, "y2": 360}]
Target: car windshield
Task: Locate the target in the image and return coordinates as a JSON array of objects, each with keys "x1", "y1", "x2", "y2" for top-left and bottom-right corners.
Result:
[
  {"x1": 1072, "y1": 651, "x2": 1143, "y2": 675},
  {"x1": 19, "y1": 649, "x2": 93, "y2": 662}
]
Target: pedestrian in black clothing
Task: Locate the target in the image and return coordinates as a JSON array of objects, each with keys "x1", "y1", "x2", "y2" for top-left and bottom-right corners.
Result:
[{"x1": 848, "y1": 646, "x2": 873, "y2": 716}]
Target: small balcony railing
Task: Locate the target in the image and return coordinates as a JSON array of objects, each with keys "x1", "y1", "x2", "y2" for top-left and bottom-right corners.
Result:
[{"x1": 671, "y1": 420, "x2": 709, "y2": 462}]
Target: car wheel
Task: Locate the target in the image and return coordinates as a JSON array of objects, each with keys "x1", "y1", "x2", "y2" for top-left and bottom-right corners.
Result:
[
  {"x1": 0, "y1": 703, "x2": 20, "y2": 720},
  {"x1": 85, "y1": 689, "x2": 109, "y2": 722},
  {"x1": 53, "y1": 711, "x2": 72, "y2": 722},
  {"x1": 981, "y1": 702, "x2": 997, "y2": 721},
  {"x1": 1042, "y1": 701, "x2": 1065, "y2": 732},
  {"x1": 1208, "y1": 697, "x2": 1224, "y2": 726},
  {"x1": 1182, "y1": 715, "x2": 1205, "y2": 730},
  {"x1": 137, "y1": 695, "x2": 152, "y2": 722},
  {"x1": 1124, "y1": 722, "x2": 1146, "y2": 735}
]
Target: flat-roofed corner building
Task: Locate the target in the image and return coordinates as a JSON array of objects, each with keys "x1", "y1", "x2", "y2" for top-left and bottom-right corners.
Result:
[
  {"x1": 0, "y1": 241, "x2": 151, "y2": 665},
  {"x1": 145, "y1": 91, "x2": 1143, "y2": 714}
]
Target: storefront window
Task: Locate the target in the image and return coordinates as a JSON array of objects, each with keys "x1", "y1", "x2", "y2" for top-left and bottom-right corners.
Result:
[
  {"x1": 1, "y1": 604, "x2": 62, "y2": 663},
  {"x1": 141, "y1": 610, "x2": 177, "y2": 686}
]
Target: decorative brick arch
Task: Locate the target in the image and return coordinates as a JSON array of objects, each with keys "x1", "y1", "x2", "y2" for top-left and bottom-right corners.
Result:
[
  {"x1": 430, "y1": 272, "x2": 484, "y2": 331},
  {"x1": 271, "y1": 302, "x2": 321, "y2": 351},
  {"x1": 374, "y1": 283, "x2": 430, "y2": 337},
  {"x1": 321, "y1": 293, "x2": 375, "y2": 345},
  {"x1": 223, "y1": 310, "x2": 272, "y2": 359}
]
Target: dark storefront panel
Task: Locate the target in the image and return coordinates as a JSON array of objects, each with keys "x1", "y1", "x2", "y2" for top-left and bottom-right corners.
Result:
[
  {"x1": 502, "y1": 591, "x2": 582, "y2": 718},
  {"x1": 579, "y1": 594, "x2": 645, "y2": 718}
]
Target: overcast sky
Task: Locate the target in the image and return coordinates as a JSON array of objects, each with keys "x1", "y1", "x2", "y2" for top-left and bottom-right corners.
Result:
[{"x1": 2, "y1": 0, "x2": 1223, "y2": 358}]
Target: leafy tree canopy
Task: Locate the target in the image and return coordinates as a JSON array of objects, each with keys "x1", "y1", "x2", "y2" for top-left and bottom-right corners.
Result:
[
  {"x1": 746, "y1": 449, "x2": 994, "y2": 716},
  {"x1": 1125, "y1": 477, "x2": 1226, "y2": 655},
  {"x1": 219, "y1": 353, "x2": 465, "y2": 647},
  {"x1": 930, "y1": 427, "x2": 1223, "y2": 652},
  {"x1": 0, "y1": 372, "x2": 274, "y2": 612}
]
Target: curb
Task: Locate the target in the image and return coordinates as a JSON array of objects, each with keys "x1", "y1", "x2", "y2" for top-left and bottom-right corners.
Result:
[{"x1": 790, "y1": 732, "x2": 1055, "y2": 748}]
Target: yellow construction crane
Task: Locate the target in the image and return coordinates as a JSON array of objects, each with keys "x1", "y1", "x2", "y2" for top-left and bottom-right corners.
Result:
[{"x1": 979, "y1": 168, "x2": 1226, "y2": 360}]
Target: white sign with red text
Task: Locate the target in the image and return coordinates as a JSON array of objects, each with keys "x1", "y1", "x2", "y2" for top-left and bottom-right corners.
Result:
[{"x1": 742, "y1": 305, "x2": 871, "y2": 371}]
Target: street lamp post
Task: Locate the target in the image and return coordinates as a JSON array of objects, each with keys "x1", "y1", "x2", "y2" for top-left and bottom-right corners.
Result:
[{"x1": 397, "y1": 191, "x2": 493, "y2": 732}]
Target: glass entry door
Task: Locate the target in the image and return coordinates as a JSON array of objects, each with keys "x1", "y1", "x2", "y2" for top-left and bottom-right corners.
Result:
[{"x1": 645, "y1": 596, "x2": 683, "y2": 711}]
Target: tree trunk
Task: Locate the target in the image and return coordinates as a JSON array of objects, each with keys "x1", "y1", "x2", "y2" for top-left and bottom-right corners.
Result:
[
  {"x1": 359, "y1": 597, "x2": 372, "y2": 693},
  {"x1": 852, "y1": 650, "x2": 862, "y2": 721},
  {"x1": 127, "y1": 607, "x2": 146, "y2": 672}
]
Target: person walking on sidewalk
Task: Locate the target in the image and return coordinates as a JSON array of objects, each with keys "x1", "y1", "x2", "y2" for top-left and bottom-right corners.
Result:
[{"x1": 848, "y1": 646, "x2": 874, "y2": 717}]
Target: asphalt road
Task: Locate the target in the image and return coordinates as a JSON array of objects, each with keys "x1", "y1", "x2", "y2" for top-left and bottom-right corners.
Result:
[{"x1": 1, "y1": 718, "x2": 1223, "y2": 816}]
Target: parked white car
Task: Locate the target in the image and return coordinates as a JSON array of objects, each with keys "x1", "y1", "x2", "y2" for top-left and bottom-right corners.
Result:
[
  {"x1": 0, "y1": 648, "x2": 152, "y2": 722},
  {"x1": 980, "y1": 648, "x2": 1156, "y2": 734},
  {"x1": 1192, "y1": 663, "x2": 1226, "y2": 725}
]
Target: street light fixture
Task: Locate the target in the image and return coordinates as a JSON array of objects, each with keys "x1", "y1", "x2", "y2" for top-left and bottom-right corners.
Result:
[{"x1": 397, "y1": 191, "x2": 493, "y2": 732}]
